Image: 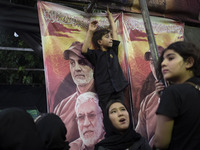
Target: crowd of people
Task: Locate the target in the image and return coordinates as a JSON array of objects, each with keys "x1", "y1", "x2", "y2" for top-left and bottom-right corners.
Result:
[{"x1": 1, "y1": 7, "x2": 200, "y2": 150}]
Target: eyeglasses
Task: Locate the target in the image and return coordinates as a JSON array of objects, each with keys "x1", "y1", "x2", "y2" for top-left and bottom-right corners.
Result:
[{"x1": 76, "y1": 112, "x2": 100, "y2": 123}]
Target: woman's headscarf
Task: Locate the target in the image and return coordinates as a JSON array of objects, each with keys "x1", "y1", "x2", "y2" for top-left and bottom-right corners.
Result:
[
  {"x1": 35, "y1": 113, "x2": 70, "y2": 150},
  {"x1": 0, "y1": 107, "x2": 45, "y2": 150},
  {"x1": 95, "y1": 99, "x2": 150, "y2": 150}
]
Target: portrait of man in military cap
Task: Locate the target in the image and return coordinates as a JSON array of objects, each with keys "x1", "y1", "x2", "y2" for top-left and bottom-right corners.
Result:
[{"x1": 54, "y1": 41, "x2": 95, "y2": 142}]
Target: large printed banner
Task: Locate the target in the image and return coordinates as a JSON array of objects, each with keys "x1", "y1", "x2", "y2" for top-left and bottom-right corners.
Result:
[{"x1": 38, "y1": 1, "x2": 184, "y2": 149}]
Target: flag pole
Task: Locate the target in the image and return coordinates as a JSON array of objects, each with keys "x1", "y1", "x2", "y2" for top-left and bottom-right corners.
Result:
[{"x1": 139, "y1": 0, "x2": 159, "y2": 75}]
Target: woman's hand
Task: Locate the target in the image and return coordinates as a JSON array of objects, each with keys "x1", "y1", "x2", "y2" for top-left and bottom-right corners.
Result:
[{"x1": 155, "y1": 80, "x2": 165, "y2": 97}]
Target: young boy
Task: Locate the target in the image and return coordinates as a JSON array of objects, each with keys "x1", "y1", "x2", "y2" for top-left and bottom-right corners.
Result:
[{"x1": 82, "y1": 9, "x2": 128, "y2": 115}]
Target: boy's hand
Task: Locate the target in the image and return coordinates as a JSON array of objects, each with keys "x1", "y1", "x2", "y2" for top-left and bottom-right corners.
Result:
[
  {"x1": 106, "y1": 6, "x2": 117, "y2": 40},
  {"x1": 82, "y1": 20, "x2": 98, "y2": 53},
  {"x1": 89, "y1": 20, "x2": 98, "y2": 32},
  {"x1": 107, "y1": 7, "x2": 113, "y2": 21}
]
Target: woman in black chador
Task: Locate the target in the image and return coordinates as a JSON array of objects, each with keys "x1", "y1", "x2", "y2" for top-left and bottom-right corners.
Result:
[{"x1": 95, "y1": 99, "x2": 151, "y2": 150}]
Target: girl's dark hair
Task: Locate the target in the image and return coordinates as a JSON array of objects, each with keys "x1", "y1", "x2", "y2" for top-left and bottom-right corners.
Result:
[
  {"x1": 106, "y1": 99, "x2": 126, "y2": 115},
  {"x1": 92, "y1": 29, "x2": 110, "y2": 49},
  {"x1": 157, "y1": 41, "x2": 200, "y2": 80}
]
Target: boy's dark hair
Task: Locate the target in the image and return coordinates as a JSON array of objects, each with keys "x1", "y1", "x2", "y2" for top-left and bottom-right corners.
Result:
[{"x1": 92, "y1": 29, "x2": 110, "y2": 49}]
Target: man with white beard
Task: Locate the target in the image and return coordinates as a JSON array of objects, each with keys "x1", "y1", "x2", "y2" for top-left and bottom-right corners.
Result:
[
  {"x1": 70, "y1": 92, "x2": 105, "y2": 150},
  {"x1": 54, "y1": 41, "x2": 95, "y2": 142}
]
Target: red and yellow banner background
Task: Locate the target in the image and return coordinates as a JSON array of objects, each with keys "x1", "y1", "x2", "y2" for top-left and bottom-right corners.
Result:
[{"x1": 37, "y1": 0, "x2": 184, "y2": 146}]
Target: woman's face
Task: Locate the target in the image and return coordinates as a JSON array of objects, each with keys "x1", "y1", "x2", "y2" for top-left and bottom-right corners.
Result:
[
  {"x1": 108, "y1": 102, "x2": 130, "y2": 132},
  {"x1": 161, "y1": 49, "x2": 191, "y2": 83}
]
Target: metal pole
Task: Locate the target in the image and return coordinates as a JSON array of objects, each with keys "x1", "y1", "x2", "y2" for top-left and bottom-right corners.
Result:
[
  {"x1": 139, "y1": 0, "x2": 168, "y2": 91},
  {"x1": 139, "y1": 0, "x2": 159, "y2": 74}
]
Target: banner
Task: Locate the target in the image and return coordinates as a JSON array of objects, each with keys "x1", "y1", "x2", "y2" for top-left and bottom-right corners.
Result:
[
  {"x1": 59, "y1": 0, "x2": 200, "y2": 25},
  {"x1": 38, "y1": 1, "x2": 184, "y2": 149},
  {"x1": 122, "y1": 13, "x2": 184, "y2": 123}
]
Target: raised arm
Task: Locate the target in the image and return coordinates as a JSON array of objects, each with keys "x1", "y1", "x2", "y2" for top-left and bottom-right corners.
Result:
[
  {"x1": 82, "y1": 20, "x2": 98, "y2": 53},
  {"x1": 107, "y1": 7, "x2": 117, "y2": 40}
]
